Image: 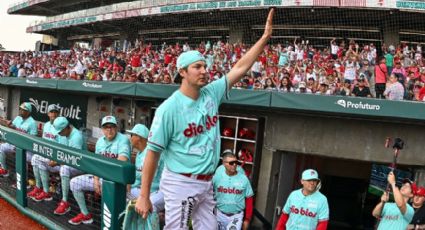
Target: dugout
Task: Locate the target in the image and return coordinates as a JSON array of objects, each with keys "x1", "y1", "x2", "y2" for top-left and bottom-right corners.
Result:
[{"x1": 0, "y1": 79, "x2": 425, "y2": 229}]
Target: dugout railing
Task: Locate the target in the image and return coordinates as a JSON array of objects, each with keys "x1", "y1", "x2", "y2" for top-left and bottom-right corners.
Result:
[{"x1": 0, "y1": 125, "x2": 135, "y2": 230}]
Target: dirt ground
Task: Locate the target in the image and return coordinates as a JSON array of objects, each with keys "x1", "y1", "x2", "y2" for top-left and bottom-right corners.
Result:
[{"x1": 0, "y1": 198, "x2": 46, "y2": 230}]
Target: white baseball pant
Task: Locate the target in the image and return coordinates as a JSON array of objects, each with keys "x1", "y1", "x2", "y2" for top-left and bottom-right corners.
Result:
[
  {"x1": 0, "y1": 143, "x2": 33, "y2": 168},
  {"x1": 160, "y1": 168, "x2": 217, "y2": 230},
  {"x1": 128, "y1": 188, "x2": 165, "y2": 213},
  {"x1": 70, "y1": 174, "x2": 96, "y2": 193},
  {"x1": 217, "y1": 210, "x2": 244, "y2": 230},
  {"x1": 31, "y1": 154, "x2": 60, "y2": 173}
]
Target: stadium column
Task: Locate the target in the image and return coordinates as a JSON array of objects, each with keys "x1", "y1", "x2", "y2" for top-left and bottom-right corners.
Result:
[
  {"x1": 229, "y1": 23, "x2": 251, "y2": 44},
  {"x1": 382, "y1": 12, "x2": 400, "y2": 47}
]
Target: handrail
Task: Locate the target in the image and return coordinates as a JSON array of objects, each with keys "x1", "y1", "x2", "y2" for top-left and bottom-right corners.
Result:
[
  {"x1": 0, "y1": 125, "x2": 134, "y2": 229},
  {"x1": 0, "y1": 125, "x2": 135, "y2": 185}
]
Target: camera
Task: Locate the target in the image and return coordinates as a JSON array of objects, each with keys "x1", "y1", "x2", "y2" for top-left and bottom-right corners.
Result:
[{"x1": 393, "y1": 138, "x2": 404, "y2": 150}]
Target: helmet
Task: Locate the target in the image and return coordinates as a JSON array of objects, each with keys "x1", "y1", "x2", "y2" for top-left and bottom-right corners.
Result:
[
  {"x1": 238, "y1": 149, "x2": 253, "y2": 163},
  {"x1": 222, "y1": 128, "x2": 234, "y2": 137},
  {"x1": 238, "y1": 128, "x2": 256, "y2": 139}
]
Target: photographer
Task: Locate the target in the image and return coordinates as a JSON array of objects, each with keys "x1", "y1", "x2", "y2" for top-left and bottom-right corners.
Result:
[{"x1": 372, "y1": 173, "x2": 414, "y2": 230}]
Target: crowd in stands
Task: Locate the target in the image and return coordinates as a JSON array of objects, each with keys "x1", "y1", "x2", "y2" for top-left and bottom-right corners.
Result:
[{"x1": 1, "y1": 38, "x2": 425, "y2": 101}]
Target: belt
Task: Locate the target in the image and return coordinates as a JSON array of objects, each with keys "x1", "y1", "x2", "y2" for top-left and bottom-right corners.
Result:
[
  {"x1": 180, "y1": 173, "x2": 213, "y2": 181},
  {"x1": 221, "y1": 211, "x2": 242, "y2": 217}
]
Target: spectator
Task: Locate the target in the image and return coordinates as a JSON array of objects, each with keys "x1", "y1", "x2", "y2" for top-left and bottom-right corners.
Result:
[
  {"x1": 279, "y1": 76, "x2": 294, "y2": 93},
  {"x1": 339, "y1": 79, "x2": 352, "y2": 96},
  {"x1": 316, "y1": 80, "x2": 331, "y2": 95},
  {"x1": 352, "y1": 77, "x2": 372, "y2": 98},
  {"x1": 384, "y1": 74, "x2": 405, "y2": 100},
  {"x1": 408, "y1": 186, "x2": 425, "y2": 229},
  {"x1": 372, "y1": 173, "x2": 414, "y2": 230},
  {"x1": 295, "y1": 81, "x2": 311, "y2": 94},
  {"x1": 375, "y1": 56, "x2": 388, "y2": 99}
]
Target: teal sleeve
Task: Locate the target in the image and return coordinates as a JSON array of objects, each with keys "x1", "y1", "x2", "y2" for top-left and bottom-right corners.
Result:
[
  {"x1": 11, "y1": 117, "x2": 20, "y2": 126},
  {"x1": 69, "y1": 134, "x2": 83, "y2": 150},
  {"x1": 318, "y1": 196, "x2": 329, "y2": 221},
  {"x1": 95, "y1": 141, "x2": 101, "y2": 155},
  {"x1": 283, "y1": 192, "x2": 292, "y2": 214},
  {"x1": 204, "y1": 75, "x2": 229, "y2": 105},
  {"x1": 28, "y1": 121, "x2": 38, "y2": 136},
  {"x1": 403, "y1": 205, "x2": 414, "y2": 222},
  {"x1": 147, "y1": 107, "x2": 172, "y2": 153},
  {"x1": 118, "y1": 136, "x2": 131, "y2": 160}
]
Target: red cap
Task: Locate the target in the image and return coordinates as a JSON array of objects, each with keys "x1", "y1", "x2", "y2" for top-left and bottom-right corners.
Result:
[{"x1": 415, "y1": 187, "x2": 425, "y2": 197}]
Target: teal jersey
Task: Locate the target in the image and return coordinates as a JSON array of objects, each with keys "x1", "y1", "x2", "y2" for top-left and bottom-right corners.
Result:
[
  {"x1": 42, "y1": 121, "x2": 66, "y2": 144},
  {"x1": 278, "y1": 52, "x2": 289, "y2": 66},
  {"x1": 64, "y1": 127, "x2": 83, "y2": 150},
  {"x1": 95, "y1": 132, "x2": 131, "y2": 160},
  {"x1": 213, "y1": 165, "x2": 253, "y2": 214},
  {"x1": 147, "y1": 76, "x2": 229, "y2": 174},
  {"x1": 283, "y1": 189, "x2": 329, "y2": 230},
  {"x1": 12, "y1": 116, "x2": 37, "y2": 136},
  {"x1": 378, "y1": 202, "x2": 414, "y2": 230},
  {"x1": 385, "y1": 53, "x2": 394, "y2": 67},
  {"x1": 132, "y1": 148, "x2": 164, "y2": 192}
]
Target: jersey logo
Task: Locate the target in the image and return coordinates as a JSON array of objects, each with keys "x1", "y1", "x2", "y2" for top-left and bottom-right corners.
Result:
[
  {"x1": 217, "y1": 186, "x2": 243, "y2": 195},
  {"x1": 103, "y1": 152, "x2": 118, "y2": 159},
  {"x1": 289, "y1": 205, "x2": 317, "y2": 218},
  {"x1": 15, "y1": 128, "x2": 28, "y2": 134},
  {"x1": 183, "y1": 115, "x2": 218, "y2": 138}
]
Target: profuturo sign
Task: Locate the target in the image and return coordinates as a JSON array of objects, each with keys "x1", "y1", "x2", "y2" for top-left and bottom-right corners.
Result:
[{"x1": 335, "y1": 99, "x2": 381, "y2": 111}]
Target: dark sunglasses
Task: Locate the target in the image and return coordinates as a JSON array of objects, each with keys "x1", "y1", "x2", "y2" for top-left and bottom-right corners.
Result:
[{"x1": 225, "y1": 161, "x2": 239, "y2": 166}]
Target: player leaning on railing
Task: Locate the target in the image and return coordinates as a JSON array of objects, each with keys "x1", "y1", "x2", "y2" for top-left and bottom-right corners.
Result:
[
  {"x1": 0, "y1": 102, "x2": 37, "y2": 177},
  {"x1": 135, "y1": 8, "x2": 275, "y2": 230},
  {"x1": 68, "y1": 115, "x2": 131, "y2": 225}
]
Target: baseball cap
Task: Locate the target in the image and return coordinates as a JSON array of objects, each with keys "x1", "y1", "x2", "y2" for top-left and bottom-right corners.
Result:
[
  {"x1": 19, "y1": 102, "x2": 32, "y2": 113},
  {"x1": 101, "y1": 115, "x2": 117, "y2": 127},
  {"x1": 126, "y1": 124, "x2": 149, "y2": 139},
  {"x1": 415, "y1": 186, "x2": 425, "y2": 196},
  {"x1": 299, "y1": 81, "x2": 306, "y2": 88},
  {"x1": 174, "y1": 51, "x2": 206, "y2": 83},
  {"x1": 47, "y1": 104, "x2": 61, "y2": 113},
  {"x1": 53, "y1": 117, "x2": 69, "y2": 134},
  {"x1": 301, "y1": 169, "x2": 320, "y2": 181}
]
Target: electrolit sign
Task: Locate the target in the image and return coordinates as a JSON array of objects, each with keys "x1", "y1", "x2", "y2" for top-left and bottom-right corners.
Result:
[{"x1": 20, "y1": 90, "x2": 88, "y2": 128}]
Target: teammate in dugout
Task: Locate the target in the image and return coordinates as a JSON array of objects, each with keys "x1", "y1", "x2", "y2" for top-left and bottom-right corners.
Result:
[
  {"x1": 0, "y1": 102, "x2": 37, "y2": 177},
  {"x1": 213, "y1": 151, "x2": 254, "y2": 230},
  {"x1": 372, "y1": 172, "x2": 414, "y2": 230},
  {"x1": 68, "y1": 115, "x2": 131, "y2": 225},
  {"x1": 408, "y1": 186, "x2": 425, "y2": 229},
  {"x1": 28, "y1": 104, "x2": 64, "y2": 202},
  {"x1": 126, "y1": 124, "x2": 165, "y2": 212},
  {"x1": 50, "y1": 117, "x2": 84, "y2": 215},
  {"x1": 276, "y1": 169, "x2": 329, "y2": 230},
  {"x1": 135, "y1": 8, "x2": 275, "y2": 229}
]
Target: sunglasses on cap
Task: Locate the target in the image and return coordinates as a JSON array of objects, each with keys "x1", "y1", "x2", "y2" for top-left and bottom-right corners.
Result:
[{"x1": 225, "y1": 160, "x2": 239, "y2": 166}]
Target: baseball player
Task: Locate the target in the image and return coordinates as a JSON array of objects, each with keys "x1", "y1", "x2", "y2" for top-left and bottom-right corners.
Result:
[
  {"x1": 372, "y1": 172, "x2": 414, "y2": 230},
  {"x1": 408, "y1": 186, "x2": 425, "y2": 229},
  {"x1": 50, "y1": 117, "x2": 84, "y2": 215},
  {"x1": 28, "y1": 104, "x2": 63, "y2": 202},
  {"x1": 213, "y1": 151, "x2": 254, "y2": 230},
  {"x1": 126, "y1": 124, "x2": 165, "y2": 212},
  {"x1": 135, "y1": 8, "x2": 274, "y2": 230},
  {"x1": 276, "y1": 169, "x2": 329, "y2": 230},
  {"x1": 0, "y1": 102, "x2": 37, "y2": 177},
  {"x1": 68, "y1": 115, "x2": 130, "y2": 225}
]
